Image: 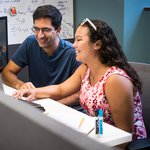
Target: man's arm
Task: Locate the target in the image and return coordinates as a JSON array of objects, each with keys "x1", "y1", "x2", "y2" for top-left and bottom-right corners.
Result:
[
  {"x1": 2, "y1": 60, "x2": 23, "y2": 89},
  {"x1": 1, "y1": 60, "x2": 33, "y2": 89}
]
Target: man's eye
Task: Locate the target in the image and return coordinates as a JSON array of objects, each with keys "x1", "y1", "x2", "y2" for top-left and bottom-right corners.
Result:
[
  {"x1": 42, "y1": 28, "x2": 52, "y2": 32},
  {"x1": 32, "y1": 26, "x2": 53, "y2": 33},
  {"x1": 34, "y1": 27, "x2": 40, "y2": 31},
  {"x1": 42, "y1": 28, "x2": 49, "y2": 32}
]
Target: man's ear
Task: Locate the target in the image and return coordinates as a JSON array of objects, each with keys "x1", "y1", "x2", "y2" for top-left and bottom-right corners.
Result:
[
  {"x1": 95, "y1": 40, "x2": 102, "y2": 50},
  {"x1": 56, "y1": 26, "x2": 61, "y2": 35}
]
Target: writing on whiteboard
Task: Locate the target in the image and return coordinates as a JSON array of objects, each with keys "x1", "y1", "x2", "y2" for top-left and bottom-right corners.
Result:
[{"x1": 0, "y1": 0, "x2": 74, "y2": 45}]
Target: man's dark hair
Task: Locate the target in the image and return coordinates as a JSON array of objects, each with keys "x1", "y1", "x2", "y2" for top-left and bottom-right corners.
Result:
[{"x1": 33, "y1": 5, "x2": 62, "y2": 30}]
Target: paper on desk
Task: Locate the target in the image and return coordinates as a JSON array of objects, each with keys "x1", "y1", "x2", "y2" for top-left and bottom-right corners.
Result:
[
  {"x1": 35, "y1": 99, "x2": 95, "y2": 134},
  {"x1": 46, "y1": 110, "x2": 94, "y2": 134},
  {"x1": 3, "y1": 84, "x2": 27, "y2": 101},
  {"x1": 3, "y1": 84, "x2": 16, "y2": 96}
]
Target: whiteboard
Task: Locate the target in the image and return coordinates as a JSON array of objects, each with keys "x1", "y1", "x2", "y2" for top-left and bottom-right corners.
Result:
[{"x1": 0, "y1": 0, "x2": 74, "y2": 45}]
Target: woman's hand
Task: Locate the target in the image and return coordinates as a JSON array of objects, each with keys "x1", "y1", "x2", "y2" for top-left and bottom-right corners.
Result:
[{"x1": 12, "y1": 89, "x2": 37, "y2": 101}]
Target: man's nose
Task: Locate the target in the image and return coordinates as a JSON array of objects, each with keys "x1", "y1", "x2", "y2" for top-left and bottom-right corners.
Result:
[{"x1": 37, "y1": 30, "x2": 44, "y2": 38}]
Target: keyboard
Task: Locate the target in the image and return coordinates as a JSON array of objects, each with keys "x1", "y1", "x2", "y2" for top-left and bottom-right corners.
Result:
[{"x1": 18, "y1": 99, "x2": 45, "y2": 112}]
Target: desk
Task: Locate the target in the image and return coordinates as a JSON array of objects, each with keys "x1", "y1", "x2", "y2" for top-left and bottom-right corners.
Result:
[{"x1": 2, "y1": 83, "x2": 132, "y2": 147}]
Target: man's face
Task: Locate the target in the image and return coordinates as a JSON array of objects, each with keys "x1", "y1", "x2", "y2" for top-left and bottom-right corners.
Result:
[{"x1": 33, "y1": 18, "x2": 60, "y2": 49}]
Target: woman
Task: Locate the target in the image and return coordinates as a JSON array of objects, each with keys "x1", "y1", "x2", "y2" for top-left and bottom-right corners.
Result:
[{"x1": 13, "y1": 18, "x2": 147, "y2": 139}]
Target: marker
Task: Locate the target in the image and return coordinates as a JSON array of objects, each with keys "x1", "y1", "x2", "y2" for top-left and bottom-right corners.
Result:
[
  {"x1": 95, "y1": 110, "x2": 99, "y2": 137},
  {"x1": 99, "y1": 109, "x2": 103, "y2": 137}
]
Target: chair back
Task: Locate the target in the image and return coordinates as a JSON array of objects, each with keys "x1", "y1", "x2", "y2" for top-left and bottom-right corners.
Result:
[{"x1": 129, "y1": 62, "x2": 150, "y2": 137}]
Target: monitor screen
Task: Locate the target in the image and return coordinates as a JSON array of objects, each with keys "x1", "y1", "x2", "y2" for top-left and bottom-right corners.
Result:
[{"x1": 0, "y1": 16, "x2": 8, "y2": 72}]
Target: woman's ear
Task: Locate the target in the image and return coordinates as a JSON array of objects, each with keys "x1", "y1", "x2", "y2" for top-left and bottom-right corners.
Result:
[{"x1": 95, "y1": 40, "x2": 102, "y2": 50}]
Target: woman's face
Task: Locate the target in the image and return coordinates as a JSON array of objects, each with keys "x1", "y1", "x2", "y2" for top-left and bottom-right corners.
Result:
[{"x1": 73, "y1": 26, "x2": 95, "y2": 63}]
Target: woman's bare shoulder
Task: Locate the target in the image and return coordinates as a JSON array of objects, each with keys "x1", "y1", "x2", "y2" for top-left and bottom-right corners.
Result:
[{"x1": 77, "y1": 64, "x2": 88, "y2": 78}]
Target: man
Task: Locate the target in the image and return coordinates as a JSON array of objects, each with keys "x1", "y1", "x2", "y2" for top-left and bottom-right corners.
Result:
[{"x1": 2, "y1": 5, "x2": 81, "y2": 109}]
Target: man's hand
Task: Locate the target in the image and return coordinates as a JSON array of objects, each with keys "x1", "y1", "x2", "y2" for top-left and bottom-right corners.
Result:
[{"x1": 19, "y1": 82, "x2": 35, "y2": 90}]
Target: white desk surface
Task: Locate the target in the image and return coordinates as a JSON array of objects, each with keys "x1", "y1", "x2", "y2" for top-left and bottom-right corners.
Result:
[{"x1": 2, "y1": 83, "x2": 132, "y2": 147}]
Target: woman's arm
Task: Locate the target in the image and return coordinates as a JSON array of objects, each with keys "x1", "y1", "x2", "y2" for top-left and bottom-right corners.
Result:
[
  {"x1": 105, "y1": 74, "x2": 134, "y2": 133},
  {"x1": 13, "y1": 64, "x2": 87, "y2": 101}
]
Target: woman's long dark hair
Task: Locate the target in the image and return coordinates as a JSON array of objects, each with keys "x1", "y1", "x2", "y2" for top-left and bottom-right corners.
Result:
[{"x1": 81, "y1": 19, "x2": 142, "y2": 93}]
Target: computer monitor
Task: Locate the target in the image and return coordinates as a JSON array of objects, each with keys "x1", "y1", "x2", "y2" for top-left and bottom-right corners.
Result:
[
  {"x1": 0, "y1": 16, "x2": 8, "y2": 72},
  {"x1": 0, "y1": 91, "x2": 117, "y2": 150}
]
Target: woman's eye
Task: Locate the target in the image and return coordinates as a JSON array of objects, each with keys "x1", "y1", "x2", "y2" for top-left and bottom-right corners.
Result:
[{"x1": 77, "y1": 39, "x2": 82, "y2": 41}]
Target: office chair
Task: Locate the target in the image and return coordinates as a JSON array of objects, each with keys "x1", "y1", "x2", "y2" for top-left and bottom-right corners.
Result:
[{"x1": 126, "y1": 62, "x2": 150, "y2": 150}]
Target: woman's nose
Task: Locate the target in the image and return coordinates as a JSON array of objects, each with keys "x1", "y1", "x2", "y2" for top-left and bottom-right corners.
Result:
[{"x1": 72, "y1": 41, "x2": 76, "y2": 48}]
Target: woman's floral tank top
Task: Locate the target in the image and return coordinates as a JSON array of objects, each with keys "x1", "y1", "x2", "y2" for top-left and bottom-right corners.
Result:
[{"x1": 80, "y1": 66, "x2": 147, "y2": 139}]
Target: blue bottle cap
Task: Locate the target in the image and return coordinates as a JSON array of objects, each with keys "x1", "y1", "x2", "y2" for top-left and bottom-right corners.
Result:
[{"x1": 99, "y1": 109, "x2": 103, "y2": 117}]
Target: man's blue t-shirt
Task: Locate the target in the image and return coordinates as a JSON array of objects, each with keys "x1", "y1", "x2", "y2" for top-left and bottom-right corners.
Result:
[{"x1": 11, "y1": 35, "x2": 81, "y2": 87}]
